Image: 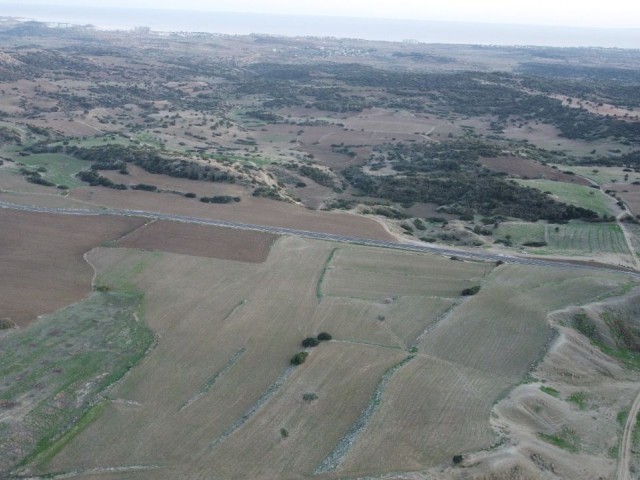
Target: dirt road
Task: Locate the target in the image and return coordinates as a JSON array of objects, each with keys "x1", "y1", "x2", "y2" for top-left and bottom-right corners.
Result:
[{"x1": 616, "y1": 388, "x2": 640, "y2": 480}]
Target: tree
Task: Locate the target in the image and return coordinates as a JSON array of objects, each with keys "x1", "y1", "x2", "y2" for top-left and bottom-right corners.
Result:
[
  {"x1": 302, "y1": 337, "x2": 319, "y2": 348},
  {"x1": 290, "y1": 352, "x2": 309, "y2": 365},
  {"x1": 317, "y1": 332, "x2": 332, "y2": 341}
]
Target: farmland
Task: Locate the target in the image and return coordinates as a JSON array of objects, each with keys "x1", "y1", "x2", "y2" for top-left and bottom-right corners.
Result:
[
  {"x1": 1, "y1": 16, "x2": 640, "y2": 480},
  {"x1": 0, "y1": 209, "x2": 145, "y2": 327},
  {"x1": 1, "y1": 231, "x2": 634, "y2": 479}
]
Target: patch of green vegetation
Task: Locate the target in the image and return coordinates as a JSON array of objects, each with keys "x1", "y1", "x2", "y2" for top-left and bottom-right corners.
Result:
[
  {"x1": 609, "y1": 444, "x2": 619, "y2": 458},
  {"x1": 290, "y1": 352, "x2": 309, "y2": 365},
  {"x1": 538, "y1": 426, "x2": 580, "y2": 453},
  {"x1": 567, "y1": 392, "x2": 589, "y2": 410},
  {"x1": 632, "y1": 412, "x2": 640, "y2": 449},
  {"x1": 9, "y1": 153, "x2": 86, "y2": 188},
  {"x1": 561, "y1": 166, "x2": 640, "y2": 186},
  {"x1": 493, "y1": 222, "x2": 546, "y2": 247},
  {"x1": 49, "y1": 134, "x2": 135, "y2": 150},
  {"x1": 576, "y1": 310, "x2": 640, "y2": 370},
  {"x1": 136, "y1": 131, "x2": 164, "y2": 149},
  {"x1": 618, "y1": 409, "x2": 630, "y2": 426},
  {"x1": 540, "y1": 386, "x2": 560, "y2": 397},
  {"x1": 0, "y1": 291, "x2": 154, "y2": 472},
  {"x1": 316, "y1": 248, "x2": 338, "y2": 301},
  {"x1": 572, "y1": 313, "x2": 597, "y2": 340},
  {"x1": 24, "y1": 400, "x2": 108, "y2": 469},
  {"x1": 546, "y1": 222, "x2": 630, "y2": 255},
  {"x1": 516, "y1": 179, "x2": 616, "y2": 217}
]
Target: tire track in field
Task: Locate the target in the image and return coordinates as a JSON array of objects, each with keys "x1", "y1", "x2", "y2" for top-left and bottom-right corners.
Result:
[{"x1": 179, "y1": 348, "x2": 246, "y2": 411}]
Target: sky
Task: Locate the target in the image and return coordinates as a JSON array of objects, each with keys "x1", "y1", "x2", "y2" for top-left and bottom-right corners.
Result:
[{"x1": 8, "y1": 0, "x2": 640, "y2": 29}]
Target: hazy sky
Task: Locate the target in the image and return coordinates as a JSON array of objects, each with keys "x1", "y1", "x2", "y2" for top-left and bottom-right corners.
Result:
[{"x1": 7, "y1": 0, "x2": 640, "y2": 29}]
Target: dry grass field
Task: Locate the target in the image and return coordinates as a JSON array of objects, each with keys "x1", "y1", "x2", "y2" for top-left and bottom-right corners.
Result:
[
  {"x1": 8, "y1": 233, "x2": 630, "y2": 480},
  {"x1": 0, "y1": 209, "x2": 145, "y2": 327}
]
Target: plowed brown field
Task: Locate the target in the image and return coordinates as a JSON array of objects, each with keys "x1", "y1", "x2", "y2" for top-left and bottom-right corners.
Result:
[{"x1": 0, "y1": 209, "x2": 145, "y2": 327}]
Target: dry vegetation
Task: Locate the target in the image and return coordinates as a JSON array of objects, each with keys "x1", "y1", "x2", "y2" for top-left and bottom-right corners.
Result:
[{"x1": 3, "y1": 235, "x2": 632, "y2": 480}]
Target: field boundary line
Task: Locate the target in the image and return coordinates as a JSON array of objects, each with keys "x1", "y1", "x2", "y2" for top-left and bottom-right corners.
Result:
[
  {"x1": 315, "y1": 355, "x2": 415, "y2": 474},
  {"x1": 410, "y1": 298, "x2": 464, "y2": 350},
  {"x1": 209, "y1": 365, "x2": 295, "y2": 450},
  {"x1": 333, "y1": 339, "x2": 404, "y2": 351},
  {"x1": 13, "y1": 464, "x2": 163, "y2": 479},
  {"x1": 180, "y1": 348, "x2": 246, "y2": 411},
  {"x1": 316, "y1": 247, "x2": 338, "y2": 302}
]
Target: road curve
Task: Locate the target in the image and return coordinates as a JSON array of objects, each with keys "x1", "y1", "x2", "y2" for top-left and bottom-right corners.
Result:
[
  {"x1": 616, "y1": 389, "x2": 640, "y2": 480},
  {"x1": 1, "y1": 200, "x2": 639, "y2": 278}
]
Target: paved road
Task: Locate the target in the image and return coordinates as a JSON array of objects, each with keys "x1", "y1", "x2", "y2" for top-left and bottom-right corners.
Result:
[
  {"x1": 2, "y1": 200, "x2": 639, "y2": 278},
  {"x1": 616, "y1": 389, "x2": 640, "y2": 480}
]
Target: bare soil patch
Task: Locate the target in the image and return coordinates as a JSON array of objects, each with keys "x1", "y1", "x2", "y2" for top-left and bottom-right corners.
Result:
[
  {"x1": 481, "y1": 156, "x2": 591, "y2": 185},
  {"x1": 0, "y1": 209, "x2": 145, "y2": 327},
  {"x1": 117, "y1": 220, "x2": 276, "y2": 263}
]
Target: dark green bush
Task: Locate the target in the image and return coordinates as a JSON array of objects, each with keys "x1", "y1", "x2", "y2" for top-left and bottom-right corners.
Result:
[
  {"x1": 461, "y1": 286, "x2": 481, "y2": 296},
  {"x1": 290, "y1": 352, "x2": 309, "y2": 365},
  {"x1": 302, "y1": 337, "x2": 320, "y2": 348},
  {"x1": 317, "y1": 332, "x2": 332, "y2": 341}
]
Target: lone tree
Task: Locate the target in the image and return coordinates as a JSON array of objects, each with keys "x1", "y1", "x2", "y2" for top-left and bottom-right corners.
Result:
[
  {"x1": 461, "y1": 285, "x2": 481, "y2": 296},
  {"x1": 317, "y1": 332, "x2": 332, "y2": 341}
]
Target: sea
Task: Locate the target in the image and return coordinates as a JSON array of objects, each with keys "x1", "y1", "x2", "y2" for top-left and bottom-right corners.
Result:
[{"x1": 1, "y1": 3, "x2": 639, "y2": 49}]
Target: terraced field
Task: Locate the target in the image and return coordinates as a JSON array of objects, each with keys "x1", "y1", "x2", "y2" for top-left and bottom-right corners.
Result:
[{"x1": 5, "y1": 234, "x2": 632, "y2": 480}]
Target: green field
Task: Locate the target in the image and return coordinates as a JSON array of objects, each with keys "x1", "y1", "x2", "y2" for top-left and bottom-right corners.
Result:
[
  {"x1": 495, "y1": 221, "x2": 631, "y2": 256},
  {"x1": 557, "y1": 165, "x2": 640, "y2": 186},
  {"x1": 0, "y1": 291, "x2": 153, "y2": 473},
  {"x1": 9, "y1": 153, "x2": 87, "y2": 188},
  {"x1": 546, "y1": 222, "x2": 631, "y2": 254},
  {"x1": 516, "y1": 179, "x2": 617, "y2": 217},
  {"x1": 494, "y1": 222, "x2": 546, "y2": 246}
]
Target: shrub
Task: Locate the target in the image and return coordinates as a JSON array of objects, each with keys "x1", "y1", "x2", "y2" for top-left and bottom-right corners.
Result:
[
  {"x1": 280, "y1": 428, "x2": 289, "y2": 439},
  {"x1": 461, "y1": 286, "x2": 481, "y2": 296},
  {"x1": 302, "y1": 337, "x2": 320, "y2": 348},
  {"x1": 184, "y1": 192, "x2": 196, "y2": 198},
  {"x1": 452, "y1": 455, "x2": 463, "y2": 464},
  {"x1": 290, "y1": 352, "x2": 309, "y2": 365},
  {"x1": 302, "y1": 392, "x2": 318, "y2": 403},
  {"x1": 0, "y1": 318, "x2": 16, "y2": 330},
  {"x1": 522, "y1": 241, "x2": 547, "y2": 247},
  {"x1": 317, "y1": 332, "x2": 332, "y2": 341}
]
